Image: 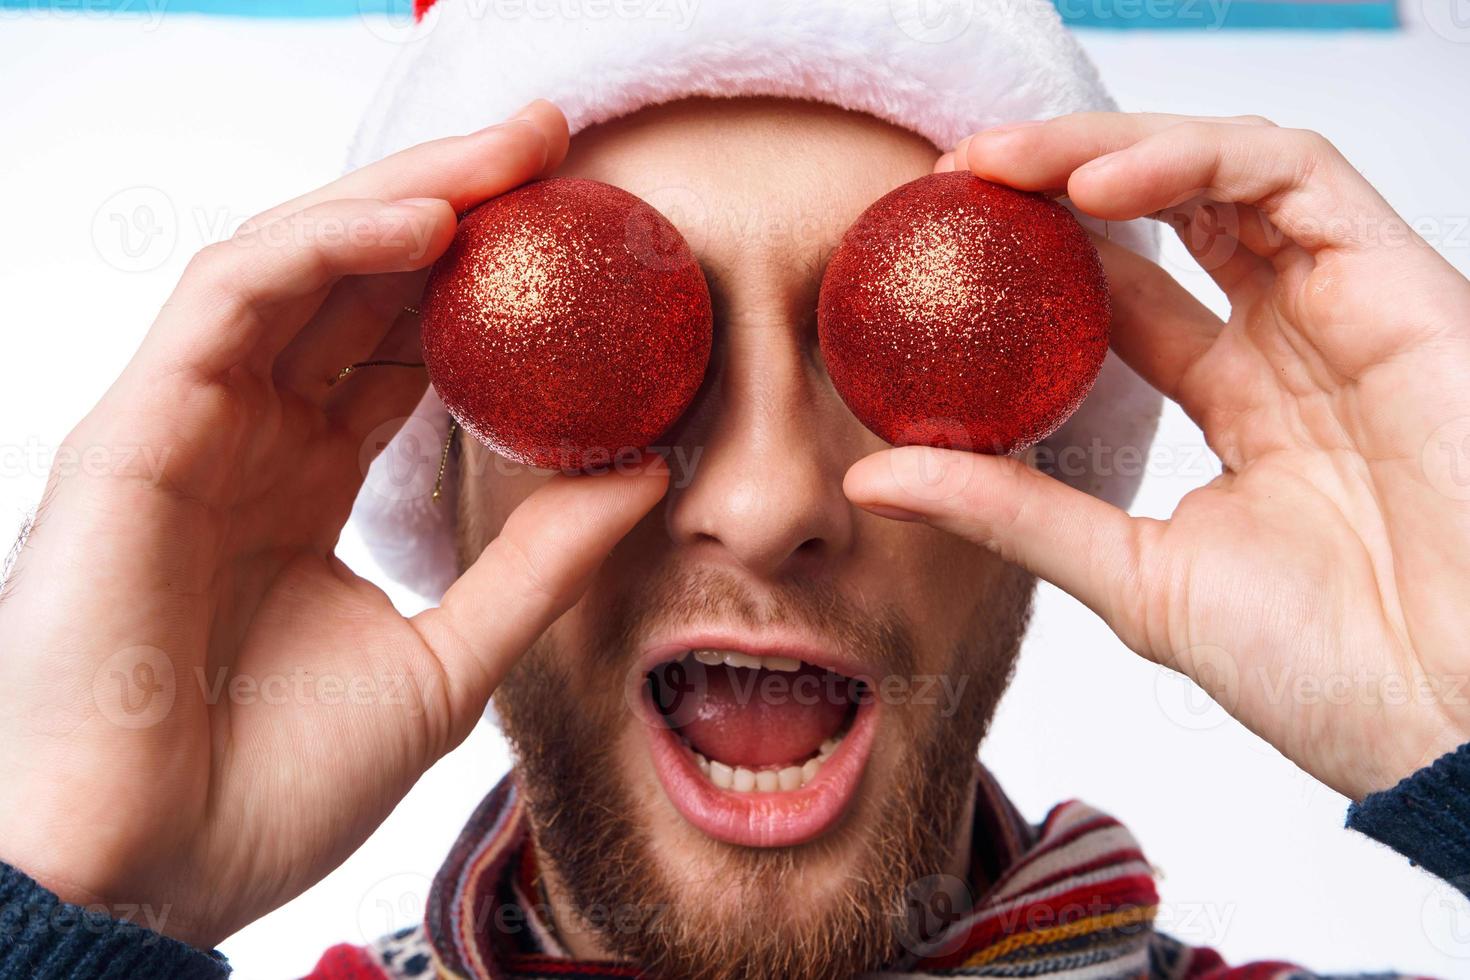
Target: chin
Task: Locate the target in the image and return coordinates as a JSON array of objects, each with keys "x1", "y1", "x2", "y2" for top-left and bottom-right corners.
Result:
[
  {"x1": 591, "y1": 716, "x2": 930, "y2": 980},
  {"x1": 490, "y1": 568, "x2": 1031, "y2": 980}
]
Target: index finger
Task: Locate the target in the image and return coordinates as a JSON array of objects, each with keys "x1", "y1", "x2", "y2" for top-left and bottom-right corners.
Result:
[
  {"x1": 953, "y1": 112, "x2": 1266, "y2": 192},
  {"x1": 248, "y1": 99, "x2": 571, "y2": 229},
  {"x1": 960, "y1": 112, "x2": 1396, "y2": 251}
]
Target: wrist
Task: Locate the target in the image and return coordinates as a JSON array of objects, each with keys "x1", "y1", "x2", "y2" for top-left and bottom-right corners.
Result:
[
  {"x1": 0, "y1": 830, "x2": 219, "y2": 950},
  {"x1": 0, "y1": 862, "x2": 229, "y2": 977},
  {"x1": 1351, "y1": 715, "x2": 1470, "y2": 802}
]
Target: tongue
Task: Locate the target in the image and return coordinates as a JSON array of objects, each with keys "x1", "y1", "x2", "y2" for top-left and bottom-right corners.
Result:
[{"x1": 671, "y1": 663, "x2": 852, "y2": 769}]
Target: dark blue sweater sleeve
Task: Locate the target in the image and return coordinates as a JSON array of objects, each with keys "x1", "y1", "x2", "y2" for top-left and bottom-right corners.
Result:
[
  {"x1": 0, "y1": 863, "x2": 229, "y2": 979},
  {"x1": 1347, "y1": 740, "x2": 1470, "y2": 898}
]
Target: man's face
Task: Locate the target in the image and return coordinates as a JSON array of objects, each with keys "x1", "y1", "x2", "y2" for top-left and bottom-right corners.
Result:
[{"x1": 460, "y1": 98, "x2": 1033, "y2": 980}]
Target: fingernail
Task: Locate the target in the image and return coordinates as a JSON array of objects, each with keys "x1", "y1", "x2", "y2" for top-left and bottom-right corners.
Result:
[
  {"x1": 508, "y1": 99, "x2": 545, "y2": 122},
  {"x1": 392, "y1": 197, "x2": 445, "y2": 209},
  {"x1": 860, "y1": 503, "x2": 927, "y2": 523},
  {"x1": 946, "y1": 134, "x2": 980, "y2": 173},
  {"x1": 1074, "y1": 151, "x2": 1121, "y2": 178},
  {"x1": 473, "y1": 117, "x2": 537, "y2": 137}
]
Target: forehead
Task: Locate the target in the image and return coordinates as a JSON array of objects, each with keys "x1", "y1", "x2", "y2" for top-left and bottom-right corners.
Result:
[{"x1": 557, "y1": 98, "x2": 937, "y2": 287}]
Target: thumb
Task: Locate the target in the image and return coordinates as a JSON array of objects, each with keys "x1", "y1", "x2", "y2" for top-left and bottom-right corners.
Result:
[
  {"x1": 844, "y1": 446, "x2": 1150, "y2": 642},
  {"x1": 411, "y1": 455, "x2": 670, "y2": 741}
]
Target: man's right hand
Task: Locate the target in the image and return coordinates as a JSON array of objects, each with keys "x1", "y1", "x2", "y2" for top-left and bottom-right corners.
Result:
[{"x1": 0, "y1": 100, "x2": 668, "y2": 949}]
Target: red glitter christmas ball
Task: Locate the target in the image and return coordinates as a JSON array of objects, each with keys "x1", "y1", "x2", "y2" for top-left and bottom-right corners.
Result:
[
  {"x1": 817, "y1": 172, "x2": 1110, "y2": 455},
  {"x1": 420, "y1": 177, "x2": 713, "y2": 470}
]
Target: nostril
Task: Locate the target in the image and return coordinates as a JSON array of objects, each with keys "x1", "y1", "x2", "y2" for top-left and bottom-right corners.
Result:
[{"x1": 664, "y1": 446, "x2": 854, "y2": 572}]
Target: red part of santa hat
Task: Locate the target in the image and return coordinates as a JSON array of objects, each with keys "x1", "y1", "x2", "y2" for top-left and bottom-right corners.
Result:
[{"x1": 414, "y1": 0, "x2": 437, "y2": 19}]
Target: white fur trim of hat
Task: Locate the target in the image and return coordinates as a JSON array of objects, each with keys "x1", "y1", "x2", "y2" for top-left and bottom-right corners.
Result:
[{"x1": 347, "y1": 0, "x2": 1163, "y2": 602}]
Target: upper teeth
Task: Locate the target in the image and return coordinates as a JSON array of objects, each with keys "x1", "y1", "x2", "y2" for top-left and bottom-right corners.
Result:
[{"x1": 690, "y1": 649, "x2": 803, "y2": 672}]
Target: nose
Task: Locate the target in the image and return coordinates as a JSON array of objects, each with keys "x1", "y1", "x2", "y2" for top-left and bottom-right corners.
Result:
[{"x1": 666, "y1": 328, "x2": 856, "y2": 580}]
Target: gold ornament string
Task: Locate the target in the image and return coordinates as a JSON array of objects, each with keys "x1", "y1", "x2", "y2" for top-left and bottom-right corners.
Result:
[{"x1": 328, "y1": 304, "x2": 453, "y2": 502}]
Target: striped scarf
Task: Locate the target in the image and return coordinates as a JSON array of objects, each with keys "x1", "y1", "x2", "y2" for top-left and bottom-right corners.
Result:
[{"x1": 309, "y1": 766, "x2": 1320, "y2": 980}]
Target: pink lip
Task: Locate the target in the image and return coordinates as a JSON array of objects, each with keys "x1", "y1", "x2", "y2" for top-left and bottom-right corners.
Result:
[{"x1": 635, "y1": 630, "x2": 881, "y2": 848}]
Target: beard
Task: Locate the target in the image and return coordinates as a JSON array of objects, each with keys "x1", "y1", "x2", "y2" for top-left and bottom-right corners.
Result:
[{"x1": 494, "y1": 563, "x2": 1033, "y2": 980}]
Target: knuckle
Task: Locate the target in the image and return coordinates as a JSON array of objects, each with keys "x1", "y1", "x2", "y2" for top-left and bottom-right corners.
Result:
[
  {"x1": 231, "y1": 212, "x2": 269, "y2": 240},
  {"x1": 1289, "y1": 127, "x2": 1337, "y2": 158},
  {"x1": 295, "y1": 238, "x2": 338, "y2": 286},
  {"x1": 235, "y1": 210, "x2": 272, "y2": 236},
  {"x1": 181, "y1": 240, "x2": 248, "y2": 301},
  {"x1": 1234, "y1": 114, "x2": 1276, "y2": 128},
  {"x1": 184, "y1": 240, "x2": 235, "y2": 282}
]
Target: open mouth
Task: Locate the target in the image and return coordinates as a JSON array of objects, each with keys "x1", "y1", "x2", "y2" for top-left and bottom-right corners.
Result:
[{"x1": 639, "y1": 641, "x2": 880, "y2": 848}]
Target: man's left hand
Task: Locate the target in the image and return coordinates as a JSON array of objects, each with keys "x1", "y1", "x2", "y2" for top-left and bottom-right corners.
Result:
[{"x1": 845, "y1": 112, "x2": 1470, "y2": 800}]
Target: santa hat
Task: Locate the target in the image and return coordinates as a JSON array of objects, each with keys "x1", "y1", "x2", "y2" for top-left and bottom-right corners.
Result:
[{"x1": 348, "y1": 0, "x2": 1162, "y2": 601}]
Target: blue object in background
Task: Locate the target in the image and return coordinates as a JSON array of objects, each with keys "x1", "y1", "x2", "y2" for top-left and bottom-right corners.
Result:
[
  {"x1": 0, "y1": 0, "x2": 1400, "y2": 29},
  {"x1": 1056, "y1": 0, "x2": 1398, "y2": 29}
]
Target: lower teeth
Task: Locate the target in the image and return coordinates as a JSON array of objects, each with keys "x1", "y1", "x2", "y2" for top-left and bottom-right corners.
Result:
[{"x1": 690, "y1": 732, "x2": 845, "y2": 793}]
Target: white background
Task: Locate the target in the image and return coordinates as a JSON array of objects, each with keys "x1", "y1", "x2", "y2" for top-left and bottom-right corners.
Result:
[{"x1": 2, "y1": 5, "x2": 1468, "y2": 977}]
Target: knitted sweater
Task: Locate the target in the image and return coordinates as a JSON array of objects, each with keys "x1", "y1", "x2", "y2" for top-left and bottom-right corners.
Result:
[{"x1": 2, "y1": 744, "x2": 1467, "y2": 979}]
